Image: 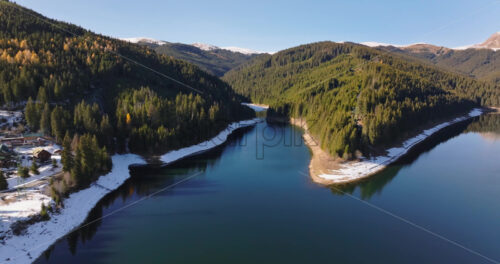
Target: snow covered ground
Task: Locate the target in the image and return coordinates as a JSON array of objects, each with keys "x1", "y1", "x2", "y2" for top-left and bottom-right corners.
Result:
[
  {"x1": 0, "y1": 110, "x2": 22, "y2": 128},
  {"x1": 6, "y1": 145, "x2": 62, "y2": 190},
  {"x1": 318, "y1": 108, "x2": 483, "y2": 183},
  {"x1": 120, "y1": 37, "x2": 167, "y2": 46},
  {"x1": 0, "y1": 118, "x2": 261, "y2": 264},
  {"x1": 6, "y1": 160, "x2": 61, "y2": 190},
  {"x1": 241, "y1": 103, "x2": 268, "y2": 112},
  {"x1": 0, "y1": 191, "x2": 52, "y2": 229}
]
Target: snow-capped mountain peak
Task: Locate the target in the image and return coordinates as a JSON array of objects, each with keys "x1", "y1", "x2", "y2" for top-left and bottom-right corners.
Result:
[
  {"x1": 360, "y1": 41, "x2": 428, "y2": 48},
  {"x1": 120, "y1": 37, "x2": 167, "y2": 46},
  {"x1": 361, "y1": 41, "x2": 403, "y2": 48},
  {"x1": 192, "y1": 43, "x2": 220, "y2": 51},
  {"x1": 220, "y1": 46, "x2": 262, "y2": 55},
  {"x1": 192, "y1": 43, "x2": 263, "y2": 54},
  {"x1": 454, "y1": 32, "x2": 500, "y2": 51},
  {"x1": 120, "y1": 37, "x2": 266, "y2": 54}
]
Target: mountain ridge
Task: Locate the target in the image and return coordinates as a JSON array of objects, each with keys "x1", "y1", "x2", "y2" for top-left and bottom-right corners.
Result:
[
  {"x1": 361, "y1": 32, "x2": 500, "y2": 51},
  {"x1": 126, "y1": 39, "x2": 262, "y2": 76},
  {"x1": 223, "y1": 41, "x2": 498, "y2": 159}
]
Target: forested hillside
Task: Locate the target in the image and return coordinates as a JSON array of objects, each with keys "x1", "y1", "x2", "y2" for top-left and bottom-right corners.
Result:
[
  {"x1": 152, "y1": 42, "x2": 259, "y2": 77},
  {"x1": 224, "y1": 42, "x2": 498, "y2": 158},
  {"x1": 0, "y1": 0, "x2": 254, "y2": 156},
  {"x1": 379, "y1": 44, "x2": 500, "y2": 84}
]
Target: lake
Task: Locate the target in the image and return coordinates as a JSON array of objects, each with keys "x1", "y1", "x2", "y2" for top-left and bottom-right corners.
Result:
[{"x1": 35, "y1": 114, "x2": 500, "y2": 264}]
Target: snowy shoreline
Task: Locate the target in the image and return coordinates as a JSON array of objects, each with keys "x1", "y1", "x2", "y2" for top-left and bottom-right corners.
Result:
[
  {"x1": 241, "y1": 103, "x2": 269, "y2": 112},
  {"x1": 309, "y1": 109, "x2": 483, "y2": 184},
  {"x1": 0, "y1": 117, "x2": 261, "y2": 264}
]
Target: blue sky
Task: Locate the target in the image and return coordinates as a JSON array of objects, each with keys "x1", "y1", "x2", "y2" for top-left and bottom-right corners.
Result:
[{"x1": 15, "y1": 0, "x2": 500, "y2": 53}]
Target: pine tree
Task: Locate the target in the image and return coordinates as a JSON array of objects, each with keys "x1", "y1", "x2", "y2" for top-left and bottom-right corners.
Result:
[
  {"x1": 0, "y1": 170, "x2": 7, "y2": 190},
  {"x1": 70, "y1": 146, "x2": 83, "y2": 186},
  {"x1": 61, "y1": 131, "x2": 73, "y2": 172},
  {"x1": 51, "y1": 106, "x2": 69, "y2": 142},
  {"x1": 30, "y1": 161, "x2": 40, "y2": 175},
  {"x1": 25, "y1": 97, "x2": 39, "y2": 131},
  {"x1": 40, "y1": 203, "x2": 50, "y2": 220},
  {"x1": 40, "y1": 102, "x2": 51, "y2": 134},
  {"x1": 18, "y1": 165, "x2": 30, "y2": 179}
]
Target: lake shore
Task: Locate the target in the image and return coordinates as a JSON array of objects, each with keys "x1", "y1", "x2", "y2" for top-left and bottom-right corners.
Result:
[
  {"x1": 241, "y1": 103, "x2": 269, "y2": 112},
  {"x1": 293, "y1": 108, "x2": 484, "y2": 185},
  {"x1": 0, "y1": 117, "x2": 261, "y2": 264}
]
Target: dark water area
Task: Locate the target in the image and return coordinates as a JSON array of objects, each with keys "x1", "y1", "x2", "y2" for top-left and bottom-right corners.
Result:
[{"x1": 35, "y1": 114, "x2": 500, "y2": 264}]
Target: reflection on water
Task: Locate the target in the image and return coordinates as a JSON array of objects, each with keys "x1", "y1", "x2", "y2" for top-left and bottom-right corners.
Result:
[
  {"x1": 467, "y1": 113, "x2": 500, "y2": 141},
  {"x1": 35, "y1": 114, "x2": 500, "y2": 264},
  {"x1": 330, "y1": 113, "x2": 500, "y2": 200},
  {"x1": 39, "y1": 126, "x2": 254, "y2": 260}
]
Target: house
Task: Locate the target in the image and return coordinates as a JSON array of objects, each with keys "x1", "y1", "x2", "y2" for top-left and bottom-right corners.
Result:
[
  {"x1": 0, "y1": 137, "x2": 24, "y2": 147},
  {"x1": 33, "y1": 148, "x2": 51, "y2": 162},
  {"x1": 0, "y1": 144, "x2": 12, "y2": 155},
  {"x1": 0, "y1": 144, "x2": 16, "y2": 168}
]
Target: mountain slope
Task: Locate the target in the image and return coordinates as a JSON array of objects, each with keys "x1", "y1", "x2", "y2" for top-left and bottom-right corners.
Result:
[
  {"x1": 375, "y1": 33, "x2": 500, "y2": 84},
  {"x1": 124, "y1": 38, "x2": 261, "y2": 76},
  {"x1": 224, "y1": 41, "x2": 498, "y2": 158},
  {"x1": 477, "y1": 32, "x2": 500, "y2": 49},
  {"x1": 153, "y1": 42, "x2": 260, "y2": 76},
  {"x1": 0, "y1": 1, "x2": 254, "y2": 154}
]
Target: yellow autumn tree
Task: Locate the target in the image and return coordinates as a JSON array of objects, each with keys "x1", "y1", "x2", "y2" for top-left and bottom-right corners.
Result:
[
  {"x1": 14, "y1": 50, "x2": 23, "y2": 63},
  {"x1": 126, "y1": 113, "x2": 131, "y2": 125},
  {"x1": 20, "y1": 39, "x2": 28, "y2": 49},
  {"x1": 30, "y1": 52, "x2": 39, "y2": 63}
]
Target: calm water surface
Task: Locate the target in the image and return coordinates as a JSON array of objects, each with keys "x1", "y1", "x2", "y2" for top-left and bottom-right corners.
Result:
[{"x1": 35, "y1": 114, "x2": 500, "y2": 264}]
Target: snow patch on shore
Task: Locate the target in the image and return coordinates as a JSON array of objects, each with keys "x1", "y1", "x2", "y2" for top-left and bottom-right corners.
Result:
[
  {"x1": 160, "y1": 118, "x2": 262, "y2": 163},
  {"x1": 0, "y1": 154, "x2": 143, "y2": 264},
  {"x1": 319, "y1": 109, "x2": 483, "y2": 183},
  {"x1": 0, "y1": 118, "x2": 260, "y2": 264},
  {"x1": 0, "y1": 191, "x2": 52, "y2": 227},
  {"x1": 241, "y1": 103, "x2": 268, "y2": 112}
]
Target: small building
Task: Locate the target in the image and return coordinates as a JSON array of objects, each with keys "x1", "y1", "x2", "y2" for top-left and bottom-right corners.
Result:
[
  {"x1": 33, "y1": 148, "x2": 51, "y2": 162},
  {"x1": 0, "y1": 144, "x2": 12, "y2": 155},
  {"x1": 0, "y1": 137, "x2": 24, "y2": 147}
]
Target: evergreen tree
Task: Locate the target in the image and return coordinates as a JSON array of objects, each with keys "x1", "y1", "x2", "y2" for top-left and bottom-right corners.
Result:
[
  {"x1": 40, "y1": 102, "x2": 51, "y2": 134},
  {"x1": 30, "y1": 161, "x2": 39, "y2": 175},
  {"x1": 0, "y1": 170, "x2": 7, "y2": 190},
  {"x1": 17, "y1": 165, "x2": 30, "y2": 179},
  {"x1": 50, "y1": 106, "x2": 69, "y2": 142},
  {"x1": 25, "y1": 97, "x2": 39, "y2": 131},
  {"x1": 61, "y1": 131, "x2": 73, "y2": 172}
]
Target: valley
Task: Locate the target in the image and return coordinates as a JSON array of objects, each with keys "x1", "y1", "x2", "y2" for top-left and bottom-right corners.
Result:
[{"x1": 0, "y1": 1, "x2": 498, "y2": 263}]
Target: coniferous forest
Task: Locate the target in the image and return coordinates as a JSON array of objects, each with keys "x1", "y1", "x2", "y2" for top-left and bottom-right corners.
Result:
[
  {"x1": 0, "y1": 0, "x2": 254, "y2": 156},
  {"x1": 223, "y1": 42, "x2": 499, "y2": 158}
]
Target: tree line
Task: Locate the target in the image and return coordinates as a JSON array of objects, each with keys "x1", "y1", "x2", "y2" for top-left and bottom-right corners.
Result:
[
  {"x1": 0, "y1": 1, "x2": 255, "y2": 197},
  {"x1": 224, "y1": 41, "x2": 498, "y2": 158}
]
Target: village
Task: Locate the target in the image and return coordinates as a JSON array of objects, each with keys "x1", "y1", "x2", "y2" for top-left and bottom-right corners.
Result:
[{"x1": 0, "y1": 109, "x2": 62, "y2": 237}]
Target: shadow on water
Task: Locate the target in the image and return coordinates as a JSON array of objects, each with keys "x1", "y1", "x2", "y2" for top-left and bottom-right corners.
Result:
[
  {"x1": 39, "y1": 125, "x2": 255, "y2": 261},
  {"x1": 330, "y1": 113, "x2": 500, "y2": 200},
  {"x1": 36, "y1": 114, "x2": 500, "y2": 262}
]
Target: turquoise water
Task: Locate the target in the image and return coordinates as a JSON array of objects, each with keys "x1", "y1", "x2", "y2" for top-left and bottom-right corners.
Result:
[{"x1": 35, "y1": 115, "x2": 500, "y2": 264}]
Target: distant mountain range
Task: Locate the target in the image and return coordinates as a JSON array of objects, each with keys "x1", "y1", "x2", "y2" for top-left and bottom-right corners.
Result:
[
  {"x1": 368, "y1": 32, "x2": 500, "y2": 84},
  {"x1": 121, "y1": 37, "x2": 265, "y2": 54},
  {"x1": 455, "y1": 32, "x2": 500, "y2": 50},
  {"x1": 123, "y1": 33, "x2": 499, "y2": 83},
  {"x1": 121, "y1": 37, "x2": 264, "y2": 76},
  {"x1": 361, "y1": 32, "x2": 500, "y2": 51}
]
